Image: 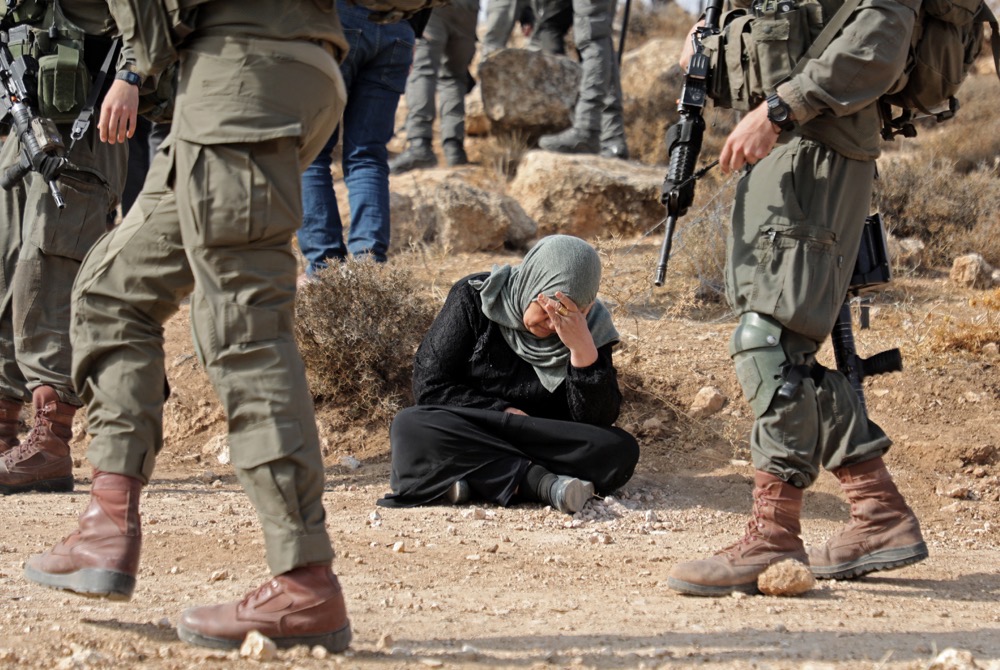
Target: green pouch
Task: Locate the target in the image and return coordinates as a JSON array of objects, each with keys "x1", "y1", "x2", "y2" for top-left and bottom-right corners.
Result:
[
  {"x1": 706, "y1": 0, "x2": 824, "y2": 111},
  {"x1": 37, "y1": 43, "x2": 91, "y2": 123}
]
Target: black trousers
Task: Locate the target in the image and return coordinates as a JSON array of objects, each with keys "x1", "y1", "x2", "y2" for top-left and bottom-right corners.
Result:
[{"x1": 378, "y1": 405, "x2": 639, "y2": 507}]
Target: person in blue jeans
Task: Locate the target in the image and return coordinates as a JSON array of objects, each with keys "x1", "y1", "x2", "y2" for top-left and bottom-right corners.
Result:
[{"x1": 298, "y1": 1, "x2": 419, "y2": 272}]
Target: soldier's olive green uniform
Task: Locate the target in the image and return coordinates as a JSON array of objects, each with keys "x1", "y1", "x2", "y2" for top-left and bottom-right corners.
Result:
[
  {"x1": 726, "y1": 0, "x2": 919, "y2": 487},
  {"x1": 71, "y1": 0, "x2": 348, "y2": 575},
  {"x1": 0, "y1": 1, "x2": 128, "y2": 407}
]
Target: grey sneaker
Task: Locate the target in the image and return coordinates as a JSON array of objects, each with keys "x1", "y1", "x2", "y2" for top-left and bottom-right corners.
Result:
[
  {"x1": 445, "y1": 479, "x2": 470, "y2": 504},
  {"x1": 443, "y1": 139, "x2": 468, "y2": 167},
  {"x1": 538, "y1": 127, "x2": 600, "y2": 154},
  {"x1": 389, "y1": 138, "x2": 437, "y2": 174},
  {"x1": 550, "y1": 476, "x2": 595, "y2": 514}
]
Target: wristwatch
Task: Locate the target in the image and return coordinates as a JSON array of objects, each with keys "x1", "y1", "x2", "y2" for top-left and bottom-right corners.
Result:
[
  {"x1": 766, "y1": 93, "x2": 795, "y2": 133},
  {"x1": 115, "y1": 70, "x2": 142, "y2": 87}
]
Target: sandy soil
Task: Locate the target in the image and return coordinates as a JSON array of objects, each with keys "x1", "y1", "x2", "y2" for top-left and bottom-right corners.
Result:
[{"x1": 1, "y1": 239, "x2": 998, "y2": 670}]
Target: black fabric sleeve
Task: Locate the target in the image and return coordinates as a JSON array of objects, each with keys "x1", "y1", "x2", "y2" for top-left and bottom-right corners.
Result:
[
  {"x1": 564, "y1": 343, "x2": 623, "y2": 427},
  {"x1": 412, "y1": 276, "x2": 510, "y2": 412}
]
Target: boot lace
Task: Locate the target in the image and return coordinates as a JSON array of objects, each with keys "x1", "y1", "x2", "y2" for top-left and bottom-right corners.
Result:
[{"x1": 717, "y1": 496, "x2": 770, "y2": 556}]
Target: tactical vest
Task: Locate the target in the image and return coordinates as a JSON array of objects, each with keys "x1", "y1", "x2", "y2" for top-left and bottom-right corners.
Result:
[
  {"x1": 700, "y1": 0, "x2": 826, "y2": 112},
  {"x1": 1, "y1": 0, "x2": 115, "y2": 123}
]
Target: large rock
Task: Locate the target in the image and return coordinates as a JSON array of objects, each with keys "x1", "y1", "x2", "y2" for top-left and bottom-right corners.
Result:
[
  {"x1": 950, "y1": 253, "x2": 995, "y2": 289},
  {"x1": 385, "y1": 169, "x2": 537, "y2": 253},
  {"x1": 620, "y1": 37, "x2": 685, "y2": 103},
  {"x1": 508, "y1": 150, "x2": 665, "y2": 238},
  {"x1": 478, "y1": 48, "x2": 579, "y2": 134}
]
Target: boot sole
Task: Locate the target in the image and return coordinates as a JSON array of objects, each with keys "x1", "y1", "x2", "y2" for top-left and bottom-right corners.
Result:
[
  {"x1": 810, "y1": 542, "x2": 929, "y2": 580},
  {"x1": 0, "y1": 475, "x2": 74, "y2": 495},
  {"x1": 24, "y1": 565, "x2": 135, "y2": 601},
  {"x1": 176, "y1": 620, "x2": 353, "y2": 653},
  {"x1": 666, "y1": 576, "x2": 759, "y2": 597}
]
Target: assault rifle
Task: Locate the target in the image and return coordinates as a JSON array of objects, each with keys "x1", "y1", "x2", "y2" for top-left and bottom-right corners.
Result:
[
  {"x1": 777, "y1": 214, "x2": 903, "y2": 412},
  {"x1": 653, "y1": 0, "x2": 724, "y2": 287},
  {"x1": 0, "y1": 36, "x2": 68, "y2": 208},
  {"x1": 828, "y1": 213, "x2": 903, "y2": 411}
]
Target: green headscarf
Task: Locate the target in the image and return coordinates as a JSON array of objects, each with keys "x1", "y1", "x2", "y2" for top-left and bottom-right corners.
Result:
[{"x1": 471, "y1": 235, "x2": 620, "y2": 392}]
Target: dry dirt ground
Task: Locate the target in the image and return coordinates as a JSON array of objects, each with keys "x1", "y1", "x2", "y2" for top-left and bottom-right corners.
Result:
[{"x1": 1, "y1": 237, "x2": 999, "y2": 670}]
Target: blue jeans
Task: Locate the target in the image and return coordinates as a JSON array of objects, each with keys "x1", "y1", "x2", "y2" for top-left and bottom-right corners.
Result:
[{"x1": 298, "y1": 2, "x2": 415, "y2": 271}]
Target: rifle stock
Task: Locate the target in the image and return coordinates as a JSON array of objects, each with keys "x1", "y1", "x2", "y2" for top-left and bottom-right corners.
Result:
[{"x1": 831, "y1": 213, "x2": 903, "y2": 412}]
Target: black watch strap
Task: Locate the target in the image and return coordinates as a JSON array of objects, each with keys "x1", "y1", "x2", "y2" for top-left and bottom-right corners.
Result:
[
  {"x1": 115, "y1": 70, "x2": 142, "y2": 87},
  {"x1": 766, "y1": 93, "x2": 795, "y2": 132}
]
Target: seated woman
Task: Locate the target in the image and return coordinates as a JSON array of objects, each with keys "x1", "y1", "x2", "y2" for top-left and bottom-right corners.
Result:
[{"x1": 379, "y1": 234, "x2": 640, "y2": 514}]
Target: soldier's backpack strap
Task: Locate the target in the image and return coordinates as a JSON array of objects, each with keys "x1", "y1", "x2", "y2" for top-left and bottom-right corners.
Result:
[{"x1": 776, "y1": 0, "x2": 863, "y2": 88}]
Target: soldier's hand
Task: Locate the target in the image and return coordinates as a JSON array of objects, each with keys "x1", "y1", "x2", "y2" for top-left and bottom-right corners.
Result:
[
  {"x1": 99, "y1": 79, "x2": 140, "y2": 145},
  {"x1": 719, "y1": 103, "x2": 780, "y2": 174},
  {"x1": 679, "y1": 19, "x2": 704, "y2": 72}
]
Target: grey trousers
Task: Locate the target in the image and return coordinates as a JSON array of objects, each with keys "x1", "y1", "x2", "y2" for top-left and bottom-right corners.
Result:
[
  {"x1": 0, "y1": 123, "x2": 126, "y2": 406},
  {"x1": 530, "y1": 0, "x2": 626, "y2": 144},
  {"x1": 482, "y1": 0, "x2": 530, "y2": 55},
  {"x1": 403, "y1": 0, "x2": 480, "y2": 144},
  {"x1": 726, "y1": 136, "x2": 891, "y2": 487}
]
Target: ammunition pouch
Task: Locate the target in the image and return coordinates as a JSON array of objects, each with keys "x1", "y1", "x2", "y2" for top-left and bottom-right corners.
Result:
[
  {"x1": 701, "y1": 0, "x2": 824, "y2": 111},
  {"x1": 4, "y1": 2, "x2": 117, "y2": 124}
]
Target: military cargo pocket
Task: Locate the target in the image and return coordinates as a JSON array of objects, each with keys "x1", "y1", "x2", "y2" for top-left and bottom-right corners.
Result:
[
  {"x1": 751, "y1": 223, "x2": 843, "y2": 342},
  {"x1": 189, "y1": 143, "x2": 293, "y2": 247},
  {"x1": 32, "y1": 174, "x2": 112, "y2": 261}
]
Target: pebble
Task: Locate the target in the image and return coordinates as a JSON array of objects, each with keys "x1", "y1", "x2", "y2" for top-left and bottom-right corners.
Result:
[
  {"x1": 392, "y1": 541, "x2": 406, "y2": 553},
  {"x1": 239, "y1": 631, "x2": 276, "y2": 661}
]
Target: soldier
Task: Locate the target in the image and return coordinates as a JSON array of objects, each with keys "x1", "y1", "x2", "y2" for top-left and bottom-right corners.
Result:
[
  {"x1": 389, "y1": 0, "x2": 480, "y2": 173},
  {"x1": 532, "y1": 0, "x2": 628, "y2": 159},
  {"x1": 24, "y1": 0, "x2": 354, "y2": 652},
  {"x1": 0, "y1": 0, "x2": 138, "y2": 494},
  {"x1": 667, "y1": 0, "x2": 928, "y2": 596}
]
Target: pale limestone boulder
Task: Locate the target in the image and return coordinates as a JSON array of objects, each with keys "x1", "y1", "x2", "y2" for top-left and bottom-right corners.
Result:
[
  {"x1": 478, "y1": 48, "x2": 579, "y2": 134},
  {"x1": 508, "y1": 150, "x2": 664, "y2": 238},
  {"x1": 387, "y1": 169, "x2": 537, "y2": 253},
  {"x1": 950, "y1": 253, "x2": 995, "y2": 289},
  {"x1": 757, "y1": 559, "x2": 815, "y2": 597},
  {"x1": 689, "y1": 386, "x2": 726, "y2": 419},
  {"x1": 620, "y1": 37, "x2": 685, "y2": 103},
  {"x1": 465, "y1": 89, "x2": 490, "y2": 137},
  {"x1": 888, "y1": 234, "x2": 927, "y2": 270}
]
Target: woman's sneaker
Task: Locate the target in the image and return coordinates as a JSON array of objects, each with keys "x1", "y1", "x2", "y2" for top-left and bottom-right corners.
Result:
[
  {"x1": 549, "y1": 476, "x2": 595, "y2": 514},
  {"x1": 445, "y1": 480, "x2": 470, "y2": 504}
]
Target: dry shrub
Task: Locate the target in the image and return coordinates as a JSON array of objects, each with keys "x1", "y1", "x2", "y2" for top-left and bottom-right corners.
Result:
[
  {"x1": 873, "y1": 157, "x2": 1000, "y2": 267},
  {"x1": 927, "y1": 288, "x2": 1000, "y2": 353},
  {"x1": 295, "y1": 259, "x2": 437, "y2": 424},
  {"x1": 480, "y1": 127, "x2": 532, "y2": 179}
]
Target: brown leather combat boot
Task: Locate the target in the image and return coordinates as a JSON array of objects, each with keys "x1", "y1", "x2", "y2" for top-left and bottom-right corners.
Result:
[
  {"x1": 24, "y1": 471, "x2": 142, "y2": 600},
  {"x1": 0, "y1": 397, "x2": 23, "y2": 453},
  {"x1": 668, "y1": 471, "x2": 808, "y2": 596},
  {"x1": 808, "y1": 456, "x2": 928, "y2": 579},
  {"x1": 177, "y1": 564, "x2": 352, "y2": 652},
  {"x1": 0, "y1": 386, "x2": 75, "y2": 494}
]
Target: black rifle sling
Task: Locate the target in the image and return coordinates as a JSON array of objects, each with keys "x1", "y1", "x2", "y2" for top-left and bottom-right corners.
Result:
[{"x1": 70, "y1": 36, "x2": 122, "y2": 150}]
